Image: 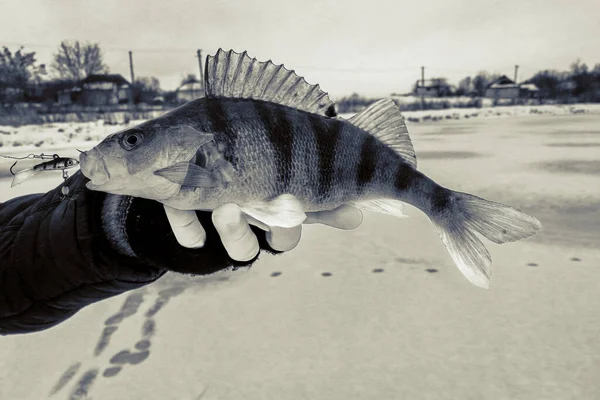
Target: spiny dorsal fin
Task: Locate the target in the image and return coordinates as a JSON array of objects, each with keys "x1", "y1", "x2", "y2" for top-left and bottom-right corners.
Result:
[
  {"x1": 205, "y1": 49, "x2": 337, "y2": 118},
  {"x1": 348, "y1": 99, "x2": 417, "y2": 168}
]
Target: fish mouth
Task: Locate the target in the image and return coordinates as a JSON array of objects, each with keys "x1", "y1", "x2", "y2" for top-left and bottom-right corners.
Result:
[{"x1": 79, "y1": 149, "x2": 110, "y2": 186}]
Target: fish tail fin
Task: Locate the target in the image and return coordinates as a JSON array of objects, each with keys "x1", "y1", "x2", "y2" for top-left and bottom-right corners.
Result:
[
  {"x1": 11, "y1": 168, "x2": 39, "y2": 187},
  {"x1": 430, "y1": 189, "x2": 542, "y2": 289}
]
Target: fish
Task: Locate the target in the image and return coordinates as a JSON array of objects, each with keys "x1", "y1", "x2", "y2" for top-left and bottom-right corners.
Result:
[
  {"x1": 11, "y1": 157, "x2": 79, "y2": 187},
  {"x1": 79, "y1": 48, "x2": 542, "y2": 289}
]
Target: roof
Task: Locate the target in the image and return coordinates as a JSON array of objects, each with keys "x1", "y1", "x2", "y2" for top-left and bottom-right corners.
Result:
[
  {"x1": 80, "y1": 74, "x2": 130, "y2": 86},
  {"x1": 519, "y1": 83, "x2": 539, "y2": 91},
  {"x1": 416, "y1": 78, "x2": 450, "y2": 89},
  {"x1": 177, "y1": 81, "x2": 204, "y2": 92},
  {"x1": 488, "y1": 75, "x2": 518, "y2": 89}
]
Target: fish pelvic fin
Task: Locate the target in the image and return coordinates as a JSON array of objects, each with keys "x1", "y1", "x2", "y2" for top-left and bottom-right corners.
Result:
[
  {"x1": 430, "y1": 189, "x2": 542, "y2": 289},
  {"x1": 205, "y1": 49, "x2": 337, "y2": 118},
  {"x1": 11, "y1": 167, "x2": 40, "y2": 187},
  {"x1": 348, "y1": 99, "x2": 417, "y2": 168},
  {"x1": 240, "y1": 194, "x2": 307, "y2": 228}
]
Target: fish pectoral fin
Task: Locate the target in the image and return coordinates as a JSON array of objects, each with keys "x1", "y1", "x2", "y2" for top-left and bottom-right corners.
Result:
[
  {"x1": 348, "y1": 199, "x2": 408, "y2": 218},
  {"x1": 240, "y1": 194, "x2": 307, "y2": 228},
  {"x1": 155, "y1": 162, "x2": 220, "y2": 188}
]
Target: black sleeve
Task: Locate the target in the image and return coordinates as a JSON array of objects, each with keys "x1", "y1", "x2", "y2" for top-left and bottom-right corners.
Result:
[{"x1": 0, "y1": 171, "x2": 280, "y2": 335}]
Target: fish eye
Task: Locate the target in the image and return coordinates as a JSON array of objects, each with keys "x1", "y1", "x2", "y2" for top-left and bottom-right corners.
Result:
[{"x1": 120, "y1": 130, "x2": 144, "y2": 151}]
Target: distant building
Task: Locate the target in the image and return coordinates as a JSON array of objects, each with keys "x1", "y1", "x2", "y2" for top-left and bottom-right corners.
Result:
[
  {"x1": 23, "y1": 81, "x2": 78, "y2": 104},
  {"x1": 485, "y1": 76, "x2": 520, "y2": 99},
  {"x1": 518, "y1": 83, "x2": 540, "y2": 99},
  {"x1": 415, "y1": 78, "x2": 451, "y2": 97},
  {"x1": 77, "y1": 74, "x2": 132, "y2": 106},
  {"x1": 176, "y1": 81, "x2": 204, "y2": 103},
  {"x1": 486, "y1": 76, "x2": 540, "y2": 99}
]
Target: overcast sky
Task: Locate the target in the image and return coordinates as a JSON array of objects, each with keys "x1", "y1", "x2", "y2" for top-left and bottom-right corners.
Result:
[{"x1": 1, "y1": 0, "x2": 598, "y2": 98}]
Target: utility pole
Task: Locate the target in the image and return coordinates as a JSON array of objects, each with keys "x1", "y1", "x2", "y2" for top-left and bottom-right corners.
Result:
[
  {"x1": 197, "y1": 49, "x2": 204, "y2": 89},
  {"x1": 129, "y1": 51, "x2": 135, "y2": 84},
  {"x1": 514, "y1": 64, "x2": 519, "y2": 83},
  {"x1": 128, "y1": 51, "x2": 135, "y2": 106},
  {"x1": 420, "y1": 66, "x2": 425, "y2": 110}
]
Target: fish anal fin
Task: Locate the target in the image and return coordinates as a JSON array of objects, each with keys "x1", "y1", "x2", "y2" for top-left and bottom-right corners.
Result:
[
  {"x1": 155, "y1": 162, "x2": 220, "y2": 188},
  {"x1": 348, "y1": 99, "x2": 417, "y2": 168},
  {"x1": 348, "y1": 199, "x2": 408, "y2": 218},
  {"x1": 240, "y1": 194, "x2": 307, "y2": 228},
  {"x1": 205, "y1": 49, "x2": 337, "y2": 118}
]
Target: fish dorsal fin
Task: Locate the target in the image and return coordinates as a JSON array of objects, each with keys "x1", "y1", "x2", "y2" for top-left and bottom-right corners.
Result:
[
  {"x1": 205, "y1": 49, "x2": 337, "y2": 118},
  {"x1": 348, "y1": 99, "x2": 417, "y2": 168}
]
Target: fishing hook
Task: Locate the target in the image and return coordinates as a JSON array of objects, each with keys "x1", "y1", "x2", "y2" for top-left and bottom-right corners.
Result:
[{"x1": 3, "y1": 152, "x2": 60, "y2": 175}]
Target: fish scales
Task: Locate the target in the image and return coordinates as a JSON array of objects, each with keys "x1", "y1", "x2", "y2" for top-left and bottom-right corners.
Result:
[
  {"x1": 308, "y1": 113, "x2": 340, "y2": 202},
  {"x1": 193, "y1": 98, "x2": 402, "y2": 210},
  {"x1": 253, "y1": 100, "x2": 295, "y2": 193},
  {"x1": 203, "y1": 98, "x2": 281, "y2": 203}
]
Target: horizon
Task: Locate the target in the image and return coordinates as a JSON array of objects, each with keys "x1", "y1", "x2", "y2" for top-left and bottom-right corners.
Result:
[{"x1": 1, "y1": 0, "x2": 599, "y2": 99}]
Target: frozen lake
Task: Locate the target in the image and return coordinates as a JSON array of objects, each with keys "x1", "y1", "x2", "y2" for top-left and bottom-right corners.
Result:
[{"x1": 1, "y1": 114, "x2": 599, "y2": 400}]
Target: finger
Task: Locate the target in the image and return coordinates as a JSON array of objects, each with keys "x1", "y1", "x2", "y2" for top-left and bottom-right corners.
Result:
[
  {"x1": 212, "y1": 203, "x2": 259, "y2": 261},
  {"x1": 163, "y1": 205, "x2": 206, "y2": 248},
  {"x1": 304, "y1": 204, "x2": 363, "y2": 230},
  {"x1": 266, "y1": 225, "x2": 302, "y2": 252}
]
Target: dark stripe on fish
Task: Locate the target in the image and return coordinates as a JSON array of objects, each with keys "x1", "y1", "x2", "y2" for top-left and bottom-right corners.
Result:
[
  {"x1": 430, "y1": 185, "x2": 451, "y2": 214},
  {"x1": 206, "y1": 98, "x2": 229, "y2": 133},
  {"x1": 394, "y1": 162, "x2": 413, "y2": 193},
  {"x1": 205, "y1": 98, "x2": 235, "y2": 159},
  {"x1": 356, "y1": 135, "x2": 377, "y2": 194},
  {"x1": 255, "y1": 101, "x2": 294, "y2": 191},
  {"x1": 309, "y1": 114, "x2": 341, "y2": 200}
]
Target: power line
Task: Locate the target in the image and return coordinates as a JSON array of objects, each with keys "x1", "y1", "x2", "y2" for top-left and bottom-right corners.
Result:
[{"x1": 1, "y1": 41, "x2": 201, "y2": 54}]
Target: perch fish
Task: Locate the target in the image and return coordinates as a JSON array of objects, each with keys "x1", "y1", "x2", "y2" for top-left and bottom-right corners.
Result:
[{"x1": 79, "y1": 49, "x2": 542, "y2": 288}]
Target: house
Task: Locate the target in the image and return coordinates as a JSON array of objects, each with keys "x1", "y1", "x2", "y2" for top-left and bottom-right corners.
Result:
[
  {"x1": 78, "y1": 74, "x2": 132, "y2": 106},
  {"x1": 485, "y1": 75, "x2": 520, "y2": 99},
  {"x1": 24, "y1": 81, "x2": 78, "y2": 104},
  {"x1": 415, "y1": 78, "x2": 451, "y2": 97},
  {"x1": 518, "y1": 83, "x2": 540, "y2": 99},
  {"x1": 486, "y1": 76, "x2": 540, "y2": 100},
  {"x1": 176, "y1": 81, "x2": 204, "y2": 103}
]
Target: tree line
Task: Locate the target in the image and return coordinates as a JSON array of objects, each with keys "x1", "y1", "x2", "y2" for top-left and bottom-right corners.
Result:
[
  {"x1": 0, "y1": 41, "x2": 201, "y2": 105},
  {"x1": 2, "y1": 41, "x2": 600, "y2": 107}
]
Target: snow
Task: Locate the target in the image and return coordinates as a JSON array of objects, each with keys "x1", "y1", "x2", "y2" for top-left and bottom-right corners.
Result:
[
  {"x1": 1, "y1": 104, "x2": 600, "y2": 156},
  {"x1": 1, "y1": 114, "x2": 600, "y2": 399}
]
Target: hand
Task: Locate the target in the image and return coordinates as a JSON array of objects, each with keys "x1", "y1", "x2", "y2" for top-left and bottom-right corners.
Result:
[{"x1": 163, "y1": 204, "x2": 363, "y2": 261}]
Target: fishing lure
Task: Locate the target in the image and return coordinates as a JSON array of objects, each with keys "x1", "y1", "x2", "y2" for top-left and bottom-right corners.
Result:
[{"x1": 1, "y1": 153, "x2": 80, "y2": 198}]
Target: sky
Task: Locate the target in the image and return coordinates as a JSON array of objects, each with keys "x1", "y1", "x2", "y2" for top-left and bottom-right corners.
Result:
[{"x1": 1, "y1": 0, "x2": 599, "y2": 98}]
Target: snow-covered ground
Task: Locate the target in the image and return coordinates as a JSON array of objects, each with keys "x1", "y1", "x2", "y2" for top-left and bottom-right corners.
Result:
[
  {"x1": 1, "y1": 114, "x2": 599, "y2": 399},
  {"x1": 1, "y1": 103, "x2": 600, "y2": 157}
]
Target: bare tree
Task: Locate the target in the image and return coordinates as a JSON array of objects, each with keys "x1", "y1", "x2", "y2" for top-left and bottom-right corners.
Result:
[
  {"x1": 180, "y1": 73, "x2": 198, "y2": 86},
  {"x1": 472, "y1": 72, "x2": 500, "y2": 97},
  {"x1": 134, "y1": 76, "x2": 161, "y2": 103},
  {"x1": 51, "y1": 40, "x2": 109, "y2": 81},
  {"x1": 457, "y1": 76, "x2": 472, "y2": 96},
  {"x1": 0, "y1": 46, "x2": 39, "y2": 102}
]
